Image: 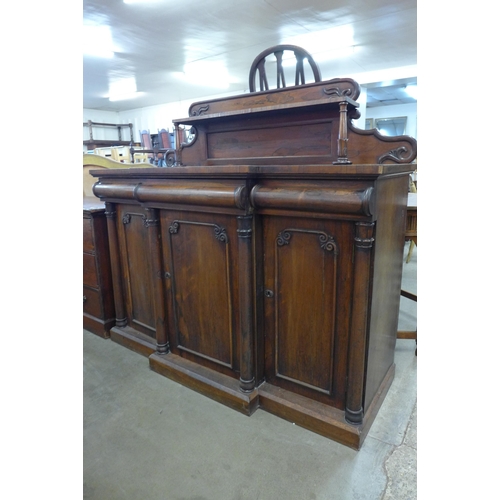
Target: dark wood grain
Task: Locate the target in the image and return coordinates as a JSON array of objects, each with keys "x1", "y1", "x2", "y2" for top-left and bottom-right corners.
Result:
[
  {"x1": 89, "y1": 78, "x2": 416, "y2": 448},
  {"x1": 83, "y1": 200, "x2": 115, "y2": 337}
]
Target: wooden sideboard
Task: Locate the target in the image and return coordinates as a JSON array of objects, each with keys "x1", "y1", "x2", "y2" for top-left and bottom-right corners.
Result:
[
  {"x1": 83, "y1": 198, "x2": 115, "y2": 337},
  {"x1": 90, "y1": 76, "x2": 416, "y2": 449}
]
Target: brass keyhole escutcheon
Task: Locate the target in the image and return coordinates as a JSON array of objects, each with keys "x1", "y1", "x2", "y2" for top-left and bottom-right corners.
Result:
[{"x1": 264, "y1": 289, "x2": 274, "y2": 298}]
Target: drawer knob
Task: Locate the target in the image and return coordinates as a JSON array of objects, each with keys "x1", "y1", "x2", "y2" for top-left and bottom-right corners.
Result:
[{"x1": 83, "y1": 295, "x2": 87, "y2": 303}]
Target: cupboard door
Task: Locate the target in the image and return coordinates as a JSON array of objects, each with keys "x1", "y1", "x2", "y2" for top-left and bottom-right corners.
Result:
[
  {"x1": 262, "y1": 217, "x2": 353, "y2": 408},
  {"x1": 161, "y1": 210, "x2": 240, "y2": 376},
  {"x1": 116, "y1": 204, "x2": 156, "y2": 338}
]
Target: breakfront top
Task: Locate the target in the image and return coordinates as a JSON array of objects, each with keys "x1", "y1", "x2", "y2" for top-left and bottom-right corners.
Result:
[
  {"x1": 88, "y1": 59, "x2": 417, "y2": 449},
  {"x1": 91, "y1": 72, "x2": 416, "y2": 219}
]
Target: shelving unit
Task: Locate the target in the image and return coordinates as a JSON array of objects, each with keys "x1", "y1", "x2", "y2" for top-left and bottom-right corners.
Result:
[{"x1": 83, "y1": 120, "x2": 136, "y2": 150}]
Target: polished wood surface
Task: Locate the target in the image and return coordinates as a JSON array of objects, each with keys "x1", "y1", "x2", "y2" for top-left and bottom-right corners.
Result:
[
  {"x1": 90, "y1": 78, "x2": 416, "y2": 449},
  {"x1": 83, "y1": 198, "x2": 115, "y2": 337}
]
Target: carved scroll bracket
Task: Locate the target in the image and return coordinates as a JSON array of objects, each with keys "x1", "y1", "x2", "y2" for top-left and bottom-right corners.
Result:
[{"x1": 276, "y1": 229, "x2": 338, "y2": 254}]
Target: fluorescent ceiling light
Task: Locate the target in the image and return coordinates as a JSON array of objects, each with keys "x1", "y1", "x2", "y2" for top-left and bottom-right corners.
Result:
[
  {"x1": 83, "y1": 25, "x2": 115, "y2": 58},
  {"x1": 108, "y1": 92, "x2": 145, "y2": 102},
  {"x1": 108, "y1": 77, "x2": 144, "y2": 101}
]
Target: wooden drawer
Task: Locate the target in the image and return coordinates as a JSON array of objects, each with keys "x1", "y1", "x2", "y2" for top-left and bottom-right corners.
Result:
[
  {"x1": 83, "y1": 287, "x2": 102, "y2": 318},
  {"x1": 83, "y1": 217, "x2": 95, "y2": 253},
  {"x1": 83, "y1": 252, "x2": 98, "y2": 288}
]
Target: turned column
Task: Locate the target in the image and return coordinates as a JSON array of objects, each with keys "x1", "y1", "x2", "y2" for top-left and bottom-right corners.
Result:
[
  {"x1": 237, "y1": 215, "x2": 255, "y2": 393},
  {"x1": 104, "y1": 202, "x2": 127, "y2": 327},
  {"x1": 345, "y1": 221, "x2": 375, "y2": 424},
  {"x1": 334, "y1": 101, "x2": 352, "y2": 165},
  {"x1": 144, "y1": 208, "x2": 169, "y2": 354}
]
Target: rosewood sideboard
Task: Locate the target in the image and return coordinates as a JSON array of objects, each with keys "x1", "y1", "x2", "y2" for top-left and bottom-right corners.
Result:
[{"x1": 90, "y1": 75, "x2": 416, "y2": 449}]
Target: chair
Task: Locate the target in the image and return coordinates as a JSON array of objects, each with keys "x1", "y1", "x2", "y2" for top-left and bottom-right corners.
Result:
[
  {"x1": 132, "y1": 151, "x2": 150, "y2": 163},
  {"x1": 93, "y1": 147, "x2": 110, "y2": 157},
  {"x1": 140, "y1": 130, "x2": 154, "y2": 161},
  {"x1": 110, "y1": 146, "x2": 131, "y2": 163},
  {"x1": 158, "y1": 128, "x2": 172, "y2": 149},
  {"x1": 248, "y1": 44, "x2": 322, "y2": 92}
]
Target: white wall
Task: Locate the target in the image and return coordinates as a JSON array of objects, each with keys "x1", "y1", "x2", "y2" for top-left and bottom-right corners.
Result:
[
  {"x1": 83, "y1": 91, "x2": 244, "y2": 149},
  {"x1": 365, "y1": 102, "x2": 417, "y2": 139}
]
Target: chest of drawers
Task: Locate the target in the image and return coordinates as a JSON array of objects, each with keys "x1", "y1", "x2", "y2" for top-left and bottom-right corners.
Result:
[{"x1": 83, "y1": 198, "x2": 115, "y2": 337}]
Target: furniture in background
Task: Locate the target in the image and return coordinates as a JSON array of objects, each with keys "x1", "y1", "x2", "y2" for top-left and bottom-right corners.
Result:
[
  {"x1": 397, "y1": 193, "x2": 417, "y2": 353},
  {"x1": 405, "y1": 192, "x2": 417, "y2": 262},
  {"x1": 406, "y1": 175, "x2": 417, "y2": 262},
  {"x1": 158, "y1": 128, "x2": 172, "y2": 149},
  {"x1": 130, "y1": 128, "x2": 176, "y2": 165},
  {"x1": 131, "y1": 151, "x2": 149, "y2": 163},
  {"x1": 110, "y1": 146, "x2": 131, "y2": 163},
  {"x1": 90, "y1": 47, "x2": 416, "y2": 450},
  {"x1": 83, "y1": 120, "x2": 135, "y2": 151},
  {"x1": 83, "y1": 154, "x2": 153, "y2": 337},
  {"x1": 83, "y1": 198, "x2": 115, "y2": 338},
  {"x1": 140, "y1": 129, "x2": 153, "y2": 150}
]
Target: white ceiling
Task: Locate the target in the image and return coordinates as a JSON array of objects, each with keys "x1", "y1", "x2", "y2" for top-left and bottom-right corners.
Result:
[{"x1": 83, "y1": 0, "x2": 417, "y2": 112}]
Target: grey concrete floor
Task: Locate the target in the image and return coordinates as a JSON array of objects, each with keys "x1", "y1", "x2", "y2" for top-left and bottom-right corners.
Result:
[{"x1": 83, "y1": 243, "x2": 417, "y2": 500}]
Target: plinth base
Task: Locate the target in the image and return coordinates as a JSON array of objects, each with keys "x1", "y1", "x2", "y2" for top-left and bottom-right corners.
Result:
[
  {"x1": 110, "y1": 326, "x2": 156, "y2": 357},
  {"x1": 149, "y1": 349, "x2": 395, "y2": 450}
]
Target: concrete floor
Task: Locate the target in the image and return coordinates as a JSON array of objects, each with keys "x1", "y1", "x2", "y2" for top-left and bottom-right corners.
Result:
[{"x1": 83, "y1": 243, "x2": 417, "y2": 500}]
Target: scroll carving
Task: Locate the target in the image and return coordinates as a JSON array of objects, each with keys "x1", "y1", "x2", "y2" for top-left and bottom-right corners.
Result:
[
  {"x1": 190, "y1": 104, "x2": 210, "y2": 116},
  {"x1": 214, "y1": 225, "x2": 228, "y2": 243},
  {"x1": 122, "y1": 212, "x2": 156, "y2": 226},
  {"x1": 169, "y1": 221, "x2": 179, "y2": 234},
  {"x1": 169, "y1": 220, "x2": 228, "y2": 243},
  {"x1": 323, "y1": 86, "x2": 353, "y2": 97},
  {"x1": 322, "y1": 78, "x2": 361, "y2": 100},
  {"x1": 319, "y1": 233, "x2": 336, "y2": 252},
  {"x1": 377, "y1": 146, "x2": 414, "y2": 164},
  {"x1": 276, "y1": 229, "x2": 337, "y2": 253},
  {"x1": 276, "y1": 231, "x2": 292, "y2": 246}
]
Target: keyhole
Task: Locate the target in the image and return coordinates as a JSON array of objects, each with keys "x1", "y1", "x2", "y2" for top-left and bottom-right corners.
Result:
[{"x1": 264, "y1": 289, "x2": 274, "y2": 298}]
